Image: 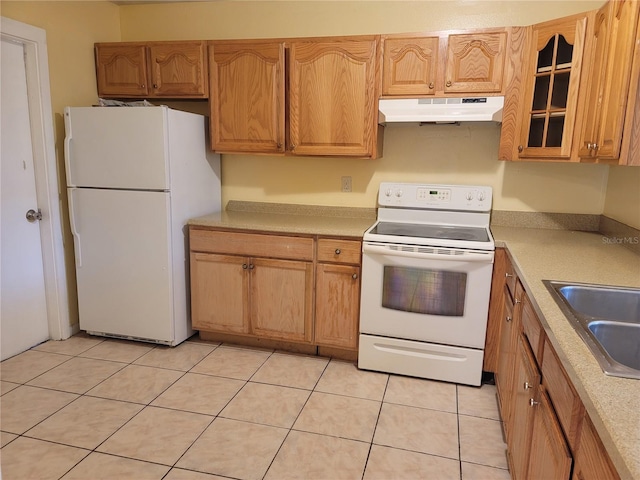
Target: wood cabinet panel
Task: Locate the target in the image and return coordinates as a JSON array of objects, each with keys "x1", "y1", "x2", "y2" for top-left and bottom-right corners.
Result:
[
  {"x1": 289, "y1": 38, "x2": 379, "y2": 157},
  {"x1": 541, "y1": 336, "x2": 584, "y2": 448},
  {"x1": 484, "y1": 247, "x2": 508, "y2": 372},
  {"x1": 250, "y1": 257, "x2": 313, "y2": 343},
  {"x1": 190, "y1": 252, "x2": 249, "y2": 334},
  {"x1": 496, "y1": 284, "x2": 517, "y2": 438},
  {"x1": 444, "y1": 32, "x2": 507, "y2": 93},
  {"x1": 190, "y1": 228, "x2": 314, "y2": 261},
  {"x1": 572, "y1": 414, "x2": 620, "y2": 480},
  {"x1": 315, "y1": 263, "x2": 360, "y2": 349},
  {"x1": 96, "y1": 41, "x2": 208, "y2": 99},
  {"x1": 209, "y1": 41, "x2": 285, "y2": 154},
  {"x1": 148, "y1": 41, "x2": 208, "y2": 97},
  {"x1": 521, "y1": 292, "x2": 544, "y2": 362},
  {"x1": 510, "y1": 334, "x2": 541, "y2": 480},
  {"x1": 578, "y1": 0, "x2": 640, "y2": 161},
  {"x1": 317, "y1": 238, "x2": 361, "y2": 264},
  {"x1": 382, "y1": 36, "x2": 439, "y2": 95},
  {"x1": 528, "y1": 386, "x2": 573, "y2": 480},
  {"x1": 618, "y1": 1, "x2": 640, "y2": 166},
  {"x1": 95, "y1": 44, "x2": 149, "y2": 97}
]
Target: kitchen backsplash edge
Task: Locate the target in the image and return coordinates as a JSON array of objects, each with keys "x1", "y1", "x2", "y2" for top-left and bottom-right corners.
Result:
[{"x1": 225, "y1": 200, "x2": 377, "y2": 219}]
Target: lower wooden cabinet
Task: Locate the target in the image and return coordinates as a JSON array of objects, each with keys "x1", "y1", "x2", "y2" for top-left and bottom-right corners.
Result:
[
  {"x1": 189, "y1": 228, "x2": 361, "y2": 352},
  {"x1": 528, "y1": 386, "x2": 573, "y2": 480},
  {"x1": 491, "y1": 246, "x2": 620, "y2": 480},
  {"x1": 315, "y1": 238, "x2": 362, "y2": 350}
]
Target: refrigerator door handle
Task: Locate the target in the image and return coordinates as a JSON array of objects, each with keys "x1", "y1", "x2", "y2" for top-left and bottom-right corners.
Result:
[
  {"x1": 64, "y1": 109, "x2": 73, "y2": 186},
  {"x1": 68, "y1": 188, "x2": 82, "y2": 267}
]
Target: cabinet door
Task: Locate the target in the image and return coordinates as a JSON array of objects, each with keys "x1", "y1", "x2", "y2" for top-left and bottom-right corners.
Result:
[
  {"x1": 148, "y1": 41, "x2": 208, "y2": 98},
  {"x1": 528, "y1": 386, "x2": 573, "y2": 480},
  {"x1": 572, "y1": 415, "x2": 620, "y2": 480},
  {"x1": 382, "y1": 36, "x2": 438, "y2": 96},
  {"x1": 95, "y1": 43, "x2": 149, "y2": 98},
  {"x1": 209, "y1": 41, "x2": 285, "y2": 154},
  {"x1": 518, "y1": 14, "x2": 588, "y2": 159},
  {"x1": 496, "y1": 286, "x2": 516, "y2": 436},
  {"x1": 289, "y1": 37, "x2": 379, "y2": 157},
  {"x1": 315, "y1": 263, "x2": 360, "y2": 349},
  {"x1": 250, "y1": 257, "x2": 313, "y2": 343},
  {"x1": 509, "y1": 334, "x2": 541, "y2": 480},
  {"x1": 444, "y1": 32, "x2": 507, "y2": 93},
  {"x1": 190, "y1": 252, "x2": 249, "y2": 334},
  {"x1": 580, "y1": 0, "x2": 640, "y2": 161}
]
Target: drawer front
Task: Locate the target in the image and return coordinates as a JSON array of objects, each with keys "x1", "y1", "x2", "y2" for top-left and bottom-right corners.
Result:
[
  {"x1": 521, "y1": 293, "x2": 544, "y2": 362},
  {"x1": 541, "y1": 336, "x2": 584, "y2": 449},
  {"x1": 317, "y1": 238, "x2": 361, "y2": 264},
  {"x1": 190, "y1": 228, "x2": 314, "y2": 261}
]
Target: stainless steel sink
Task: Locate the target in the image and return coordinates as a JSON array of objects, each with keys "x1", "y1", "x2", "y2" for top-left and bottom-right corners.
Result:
[{"x1": 544, "y1": 280, "x2": 640, "y2": 379}]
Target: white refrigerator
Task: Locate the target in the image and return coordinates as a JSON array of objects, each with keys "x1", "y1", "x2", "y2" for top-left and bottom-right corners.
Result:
[{"x1": 64, "y1": 106, "x2": 221, "y2": 345}]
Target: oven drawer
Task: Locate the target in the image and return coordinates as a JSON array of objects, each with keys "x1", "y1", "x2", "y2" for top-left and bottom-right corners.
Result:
[{"x1": 358, "y1": 334, "x2": 485, "y2": 386}]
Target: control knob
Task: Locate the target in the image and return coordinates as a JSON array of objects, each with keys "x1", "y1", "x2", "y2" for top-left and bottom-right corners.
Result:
[
  {"x1": 466, "y1": 191, "x2": 474, "y2": 201},
  {"x1": 395, "y1": 189, "x2": 403, "y2": 198}
]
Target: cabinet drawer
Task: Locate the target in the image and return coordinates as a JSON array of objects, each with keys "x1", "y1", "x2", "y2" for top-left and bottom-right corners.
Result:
[
  {"x1": 541, "y1": 336, "x2": 584, "y2": 449},
  {"x1": 505, "y1": 260, "x2": 517, "y2": 299},
  {"x1": 190, "y1": 228, "x2": 314, "y2": 261},
  {"x1": 317, "y1": 238, "x2": 361, "y2": 264},
  {"x1": 521, "y1": 293, "x2": 544, "y2": 362}
]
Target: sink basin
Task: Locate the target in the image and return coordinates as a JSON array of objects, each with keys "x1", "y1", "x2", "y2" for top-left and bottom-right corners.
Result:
[
  {"x1": 544, "y1": 280, "x2": 640, "y2": 379},
  {"x1": 588, "y1": 321, "x2": 640, "y2": 371},
  {"x1": 557, "y1": 285, "x2": 640, "y2": 323}
]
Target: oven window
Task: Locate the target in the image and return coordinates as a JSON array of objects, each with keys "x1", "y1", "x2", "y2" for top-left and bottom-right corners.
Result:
[{"x1": 382, "y1": 266, "x2": 467, "y2": 316}]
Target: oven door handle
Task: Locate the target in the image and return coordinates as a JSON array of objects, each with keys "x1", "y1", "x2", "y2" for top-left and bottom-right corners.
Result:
[{"x1": 362, "y1": 243, "x2": 494, "y2": 262}]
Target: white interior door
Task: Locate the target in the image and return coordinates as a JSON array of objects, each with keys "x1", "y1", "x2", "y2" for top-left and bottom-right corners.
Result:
[{"x1": 1, "y1": 37, "x2": 50, "y2": 360}]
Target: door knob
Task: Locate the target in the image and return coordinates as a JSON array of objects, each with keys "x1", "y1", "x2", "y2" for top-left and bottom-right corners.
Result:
[{"x1": 26, "y1": 209, "x2": 42, "y2": 222}]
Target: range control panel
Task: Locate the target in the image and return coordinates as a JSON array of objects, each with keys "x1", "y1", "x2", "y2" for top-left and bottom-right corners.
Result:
[{"x1": 378, "y1": 182, "x2": 492, "y2": 211}]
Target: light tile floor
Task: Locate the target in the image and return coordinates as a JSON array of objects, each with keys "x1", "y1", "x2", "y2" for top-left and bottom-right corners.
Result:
[{"x1": 1, "y1": 334, "x2": 511, "y2": 480}]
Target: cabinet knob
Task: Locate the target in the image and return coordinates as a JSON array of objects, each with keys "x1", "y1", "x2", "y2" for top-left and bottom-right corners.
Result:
[
  {"x1": 588, "y1": 142, "x2": 599, "y2": 151},
  {"x1": 524, "y1": 381, "x2": 533, "y2": 390},
  {"x1": 290, "y1": 144, "x2": 296, "y2": 151},
  {"x1": 446, "y1": 80, "x2": 452, "y2": 87},
  {"x1": 140, "y1": 84, "x2": 145, "y2": 88},
  {"x1": 518, "y1": 145, "x2": 524, "y2": 153},
  {"x1": 277, "y1": 142, "x2": 282, "y2": 149},
  {"x1": 352, "y1": 273, "x2": 358, "y2": 280},
  {"x1": 153, "y1": 84, "x2": 158, "y2": 89},
  {"x1": 335, "y1": 249, "x2": 341, "y2": 255},
  {"x1": 515, "y1": 297, "x2": 522, "y2": 304},
  {"x1": 428, "y1": 82, "x2": 434, "y2": 89},
  {"x1": 248, "y1": 264, "x2": 254, "y2": 270},
  {"x1": 506, "y1": 315, "x2": 512, "y2": 323},
  {"x1": 505, "y1": 273, "x2": 513, "y2": 278},
  {"x1": 242, "y1": 263, "x2": 248, "y2": 269},
  {"x1": 530, "y1": 398, "x2": 540, "y2": 407}
]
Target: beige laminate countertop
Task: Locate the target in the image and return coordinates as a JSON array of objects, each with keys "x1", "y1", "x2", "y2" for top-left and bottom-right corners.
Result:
[
  {"x1": 188, "y1": 202, "x2": 377, "y2": 238},
  {"x1": 491, "y1": 226, "x2": 640, "y2": 480}
]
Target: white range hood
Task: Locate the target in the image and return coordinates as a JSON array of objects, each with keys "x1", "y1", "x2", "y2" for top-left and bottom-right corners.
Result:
[{"x1": 378, "y1": 96, "x2": 504, "y2": 124}]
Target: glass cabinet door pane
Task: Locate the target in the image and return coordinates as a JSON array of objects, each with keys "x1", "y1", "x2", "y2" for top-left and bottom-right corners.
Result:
[
  {"x1": 546, "y1": 116, "x2": 565, "y2": 147},
  {"x1": 537, "y1": 37, "x2": 556, "y2": 72},
  {"x1": 551, "y1": 72, "x2": 571, "y2": 109},
  {"x1": 528, "y1": 117, "x2": 545, "y2": 147},
  {"x1": 556, "y1": 35, "x2": 574, "y2": 67},
  {"x1": 532, "y1": 75, "x2": 551, "y2": 110}
]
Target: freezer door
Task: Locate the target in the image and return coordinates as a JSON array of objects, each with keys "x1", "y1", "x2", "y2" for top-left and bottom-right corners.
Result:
[
  {"x1": 68, "y1": 188, "x2": 175, "y2": 342},
  {"x1": 64, "y1": 106, "x2": 170, "y2": 190}
]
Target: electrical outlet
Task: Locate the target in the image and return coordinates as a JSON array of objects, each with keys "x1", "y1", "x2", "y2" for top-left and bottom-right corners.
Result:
[{"x1": 341, "y1": 176, "x2": 352, "y2": 192}]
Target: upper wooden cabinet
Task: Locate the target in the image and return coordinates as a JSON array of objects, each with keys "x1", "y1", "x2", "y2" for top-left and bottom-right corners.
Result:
[
  {"x1": 288, "y1": 38, "x2": 379, "y2": 157},
  {"x1": 444, "y1": 32, "x2": 507, "y2": 93},
  {"x1": 95, "y1": 41, "x2": 208, "y2": 99},
  {"x1": 209, "y1": 41, "x2": 285, "y2": 154},
  {"x1": 208, "y1": 36, "x2": 381, "y2": 158},
  {"x1": 382, "y1": 36, "x2": 439, "y2": 96},
  {"x1": 381, "y1": 30, "x2": 507, "y2": 97},
  {"x1": 578, "y1": 0, "x2": 640, "y2": 162},
  {"x1": 518, "y1": 14, "x2": 589, "y2": 160}
]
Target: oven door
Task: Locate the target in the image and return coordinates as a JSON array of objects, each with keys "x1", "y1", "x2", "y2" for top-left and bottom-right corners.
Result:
[{"x1": 359, "y1": 242, "x2": 494, "y2": 349}]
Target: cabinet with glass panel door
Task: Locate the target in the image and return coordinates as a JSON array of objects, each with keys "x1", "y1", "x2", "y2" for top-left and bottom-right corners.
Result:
[{"x1": 517, "y1": 14, "x2": 589, "y2": 159}]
